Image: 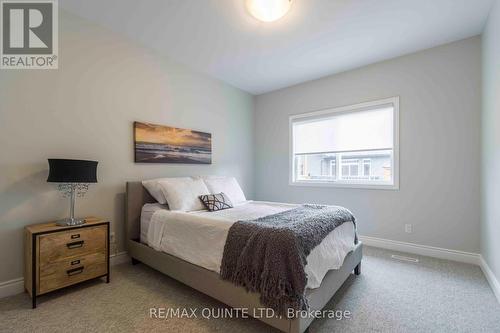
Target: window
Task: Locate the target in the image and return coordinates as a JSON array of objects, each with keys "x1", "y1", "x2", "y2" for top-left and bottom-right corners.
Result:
[
  {"x1": 290, "y1": 97, "x2": 399, "y2": 189},
  {"x1": 363, "y1": 159, "x2": 371, "y2": 178}
]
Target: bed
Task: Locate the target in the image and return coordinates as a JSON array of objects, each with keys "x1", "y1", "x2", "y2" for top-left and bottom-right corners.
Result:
[{"x1": 125, "y1": 181, "x2": 363, "y2": 333}]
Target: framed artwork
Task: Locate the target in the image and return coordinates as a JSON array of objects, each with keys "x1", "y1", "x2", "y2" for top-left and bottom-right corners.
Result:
[{"x1": 134, "y1": 121, "x2": 212, "y2": 164}]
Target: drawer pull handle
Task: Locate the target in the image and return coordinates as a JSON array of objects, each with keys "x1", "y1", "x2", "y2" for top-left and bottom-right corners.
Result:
[
  {"x1": 71, "y1": 234, "x2": 80, "y2": 239},
  {"x1": 67, "y1": 267, "x2": 84, "y2": 276},
  {"x1": 66, "y1": 240, "x2": 84, "y2": 249},
  {"x1": 71, "y1": 259, "x2": 80, "y2": 265}
]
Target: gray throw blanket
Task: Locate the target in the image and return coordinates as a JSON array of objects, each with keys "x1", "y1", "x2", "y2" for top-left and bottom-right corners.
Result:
[{"x1": 220, "y1": 204, "x2": 357, "y2": 316}]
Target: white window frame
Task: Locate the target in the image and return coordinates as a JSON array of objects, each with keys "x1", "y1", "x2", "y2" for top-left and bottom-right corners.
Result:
[
  {"x1": 289, "y1": 97, "x2": 400, "y2": 190},
  {"x1": 341, "y1": 158, "x2": 360, "y2": 180},
  {"x1": 329, "y1": 160, "x2": 336, "y2": 178}
]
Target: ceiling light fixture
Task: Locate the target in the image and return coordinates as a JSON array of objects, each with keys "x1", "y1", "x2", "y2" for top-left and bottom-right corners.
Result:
[{"x1": 245, "y1": 0, "x2": 293, "y2": 22}]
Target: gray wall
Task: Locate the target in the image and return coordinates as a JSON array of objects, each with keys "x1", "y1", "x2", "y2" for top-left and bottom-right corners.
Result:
[
  {"x1": 481, "y1": 1, "x2": 500, "y2": 284},
  {"x1": 255, "y1": 37, "x2": 481, "y2": 253},
  {"x1": 0, "y1": 12, "x2": 254, "y2": 283}
]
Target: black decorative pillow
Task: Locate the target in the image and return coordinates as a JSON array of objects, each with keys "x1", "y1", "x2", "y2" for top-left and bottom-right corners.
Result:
[{"x1": 199, "y1": 192, "x2": 233, "y2": 211}]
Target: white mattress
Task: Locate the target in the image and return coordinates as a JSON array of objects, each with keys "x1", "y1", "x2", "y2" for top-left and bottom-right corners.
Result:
[
  {"x1": 140, "y1": 203, "x2": 168, "y2": 243},
  {"x1": 142, "y1": 201, "x2": 356, "y2": 289}
]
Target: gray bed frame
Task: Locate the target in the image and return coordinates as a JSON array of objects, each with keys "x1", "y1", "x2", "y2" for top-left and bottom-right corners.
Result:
[{"x1": 125, "y1": 181, "x2": 363, "y2": 333}]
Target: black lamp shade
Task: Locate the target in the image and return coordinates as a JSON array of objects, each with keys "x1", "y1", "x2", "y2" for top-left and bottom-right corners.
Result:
[{"x1": 47, "y1": 159, "x2": 98, "y2": 183}]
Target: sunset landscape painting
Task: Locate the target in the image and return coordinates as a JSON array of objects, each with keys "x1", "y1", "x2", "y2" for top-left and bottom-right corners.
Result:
[{"x1": 134, "y1": 122, "x2": 212, "y2": 164}]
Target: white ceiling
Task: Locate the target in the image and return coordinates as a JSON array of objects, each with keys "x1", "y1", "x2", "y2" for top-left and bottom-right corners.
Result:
[{"x1": 61, "y1": 0, "x2": 494, "y2": 95}]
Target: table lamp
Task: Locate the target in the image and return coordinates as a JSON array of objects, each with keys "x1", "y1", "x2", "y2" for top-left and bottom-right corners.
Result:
[{"x1": 47, "y1": 159, "x2": 98, "y2": 226}]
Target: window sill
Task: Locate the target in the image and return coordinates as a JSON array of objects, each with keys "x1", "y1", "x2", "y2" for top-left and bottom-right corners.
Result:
[{"x1": 289, "y1": 181, "x2": 399, "y2": 190}]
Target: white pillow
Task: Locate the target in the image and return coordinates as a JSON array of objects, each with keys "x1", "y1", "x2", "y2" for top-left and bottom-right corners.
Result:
[
  {"x1": 203, "y1": 177, "x2": 246, "y2": 204},
  {"x1": 158, "y1": 177, "x2": 210, "y2": 211},
  {"x1": 142, "y1": 178, "x2": 170, "y2": 204}
]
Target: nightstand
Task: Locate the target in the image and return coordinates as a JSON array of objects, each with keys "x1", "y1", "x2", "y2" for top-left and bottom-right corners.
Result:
[{"x1": 24, "y1": 217, "x2": 109, "y2": 308}]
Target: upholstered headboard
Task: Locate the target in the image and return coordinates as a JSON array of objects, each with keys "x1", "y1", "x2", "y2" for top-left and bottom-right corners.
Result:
[{"x1": 125, "y1": 182, "x2": 155, "y2": 242}]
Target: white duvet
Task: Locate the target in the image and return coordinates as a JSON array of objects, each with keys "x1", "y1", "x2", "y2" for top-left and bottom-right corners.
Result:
[{"x1": 143, "y1": 201, "x2": 356, "y2": 289}]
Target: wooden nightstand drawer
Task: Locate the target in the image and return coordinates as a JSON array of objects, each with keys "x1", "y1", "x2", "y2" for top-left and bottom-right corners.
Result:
[
  {"x1": 39, "y1": 252, "x2": 107, "y2": 294},
  {"x1": 39, "y1": 225, "x2": 106, "y2": 262}
]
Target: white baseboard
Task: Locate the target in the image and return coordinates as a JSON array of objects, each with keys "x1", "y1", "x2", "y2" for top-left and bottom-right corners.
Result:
[
  {"x1": 479, "y1": 255, "x2": 500, "y2": 304},
  {"x1": 110, "y1": 251, "x2": 130, "y2": 265},
  {"x1": 0, "y1": 252, "x2": 130, "y2": 299},
  {"x1": 0, "y1": 277, "x2": 24, "y2": 299},
  {"x1": 359, "y1": 235, "x2": 480, "y2": 265}
]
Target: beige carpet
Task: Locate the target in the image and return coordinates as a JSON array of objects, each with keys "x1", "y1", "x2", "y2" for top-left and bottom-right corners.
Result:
[{"x1": 1, "y1": 246, "x2": 500, "y2": 333}]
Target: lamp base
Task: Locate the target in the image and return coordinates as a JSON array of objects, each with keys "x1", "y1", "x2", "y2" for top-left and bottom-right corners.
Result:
[{"x1": 56, "y1": 218, "x2": 86, "y2": 226}]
